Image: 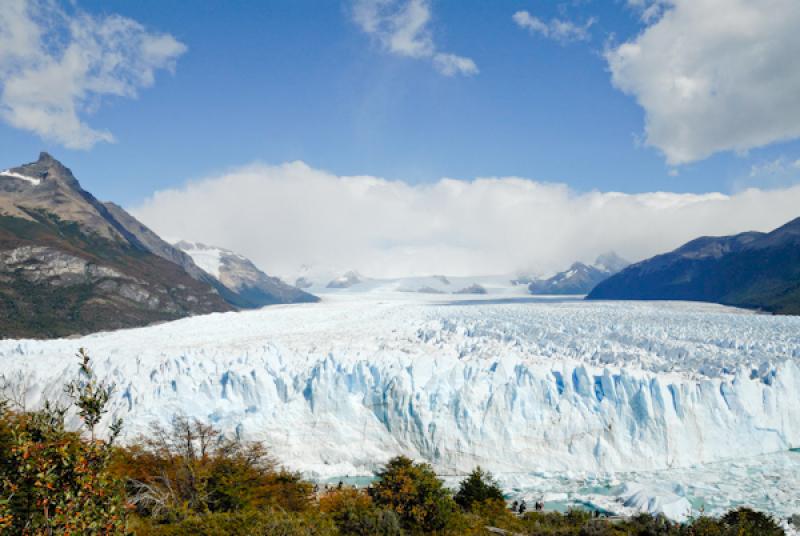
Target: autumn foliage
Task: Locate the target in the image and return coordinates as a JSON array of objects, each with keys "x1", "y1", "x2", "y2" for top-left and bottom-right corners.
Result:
[{"x1": 0, "y1": 348, "x2": 126, "y2": 534}]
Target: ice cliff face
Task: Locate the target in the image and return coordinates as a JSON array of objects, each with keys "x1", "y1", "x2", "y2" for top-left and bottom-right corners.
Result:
[{"x1": 1, "y1": 297, "x2": 799, "y2": 480}]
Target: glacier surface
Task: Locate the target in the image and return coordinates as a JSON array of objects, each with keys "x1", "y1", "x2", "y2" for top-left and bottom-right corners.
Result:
[{"x1": 1, "y1": 294, "x2": 799, "y2": 518}]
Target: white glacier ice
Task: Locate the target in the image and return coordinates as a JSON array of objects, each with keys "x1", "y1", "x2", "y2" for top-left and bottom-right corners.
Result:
[{"x1": 1, "y1": 294, "x2": 799, "y2": 520}]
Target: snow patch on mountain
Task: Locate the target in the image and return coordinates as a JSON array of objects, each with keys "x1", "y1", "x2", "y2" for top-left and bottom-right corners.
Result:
[
  {"x1": 175, "y1": 242, "x2": 225, "y2": 278},
  {"x1": 0, "y1": 170, "x2": 41, "y2": 186}
]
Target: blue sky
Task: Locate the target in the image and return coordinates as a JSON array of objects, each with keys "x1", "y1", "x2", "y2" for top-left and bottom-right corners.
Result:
[{"x1": 2, "y1": 0, "x2": 799, "y2": 207}]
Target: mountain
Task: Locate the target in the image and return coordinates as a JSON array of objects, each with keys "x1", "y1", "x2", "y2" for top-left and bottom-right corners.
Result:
[
  {"x1": 587, "y1": 218, "x2": 800, "y2": 314},
  {"x1": 0, "y1": 153, "x2": 233, "y2": 338},
  {"x1": 175, "y1": 241, "x2": 318, "y2": 307},
  {"x1": 454, "y1": 283, "x2": 487, "y2": 295},
  {"x1": 326, "y1": 270, "x2": 364, "y2": 289},
  {"x1": 529, "y1": 253, "x2": 630, "y2": 295}
]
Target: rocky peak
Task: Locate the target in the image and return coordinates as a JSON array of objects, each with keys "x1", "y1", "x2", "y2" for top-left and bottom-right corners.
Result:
[
  {"x1": 6, "y1": 152, "x2": 80, "y2": 190},
  {"x1": 594, "y1": 252, "x2": 630, "y2": 274}
]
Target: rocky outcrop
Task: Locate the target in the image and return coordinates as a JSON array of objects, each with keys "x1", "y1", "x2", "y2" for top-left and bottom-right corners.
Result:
[
  {"x1": 454, "y1": 283, "x2": 487, "y2": 295},
  {"x1": 326, "y1": 271, "x2": 363, "y2": 289},
  {"x1": 175, "y1": 241, "x2": 318, "y2": 307}
]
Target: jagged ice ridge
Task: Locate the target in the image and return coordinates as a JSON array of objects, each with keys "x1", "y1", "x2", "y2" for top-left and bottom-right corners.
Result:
[{"x1": 1, "y1": 296, "x2": 799, "y2": 516}]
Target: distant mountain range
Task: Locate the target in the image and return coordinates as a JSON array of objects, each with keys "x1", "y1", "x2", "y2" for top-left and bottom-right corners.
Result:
[
  {"x1": 529, "y1": 252, "x2": 629, "y2": 295},
  {"x1": 0, "y1": 153, "x2": 316, "y2": 339},
  {"x1": 176, "y1": 241, "x2": 318, "y2": 307},
  {"x1": 587, "y1": 217, "x2": 800, "y2": 314}
]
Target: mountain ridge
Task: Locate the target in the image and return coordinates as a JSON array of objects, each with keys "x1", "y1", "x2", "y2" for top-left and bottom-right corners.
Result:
[
  {"x1": 587, "y1": 217, "x2": 800, "y2": 314},
  {"x1": 529, "y1": 252, "x2": 629, "y2": 295},
  {"x1": 0, "y1": 153, "x2": 235, "y2": 338}
]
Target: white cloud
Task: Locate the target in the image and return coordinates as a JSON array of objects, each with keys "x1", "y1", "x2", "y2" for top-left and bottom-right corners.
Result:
[
  {"x1": 749, "y1": 156, "x2": 800, "y2": 178},
  {"x1": 432, "y1": 53, "x2": 478, "y2": 77},
  {"x1": 131, "y1": 160, "x2": 800, "y2": 279},
  {"x1": 606, "y1": 0, "x2": 800, "y2": 165},
  {"x1": 352, "y1": 0, "x2": 477, "y2": 76},
  {"x1": 0, "y1": 0, "x2": 186, "y2": 149},
  {"x1": 626, "y1": 0, "x2": 669, "y2": 22},
  {"x1": 513, "y1": 10, "x2": 595, "y2": 44}
]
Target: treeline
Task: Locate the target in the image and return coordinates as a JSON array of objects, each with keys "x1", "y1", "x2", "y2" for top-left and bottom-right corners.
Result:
[{"x1": 0, "y1": 350, "x2": 788, "y2": 535}]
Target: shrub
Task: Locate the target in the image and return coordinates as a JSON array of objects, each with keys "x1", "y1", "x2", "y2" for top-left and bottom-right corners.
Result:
[
  {"x1": 369, "y1": 455, "x2": 460, "y2": 534},
  {"x1": 0, "y1": 348, "x2": 127, "y2": 534},
  {"x1": 132, "y1": 509, "x2": 338, "y2": 536},
  {"x1": 319, "y1": 487, "x2": 401, "y2": 535},
  {"x1": 454, "y1": 466, "x2": 504, "y2": 511},
  {"x1": 719, "y1": 507, "x2": 784, "y2": 535},
  {"x1": 113, "y1": 416, "x2": 313, "y2": 523}
]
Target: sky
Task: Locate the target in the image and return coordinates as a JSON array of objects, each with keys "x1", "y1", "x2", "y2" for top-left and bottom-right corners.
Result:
[{"x1": 1, "y1": 0, "x2": 800, "y2": 278}]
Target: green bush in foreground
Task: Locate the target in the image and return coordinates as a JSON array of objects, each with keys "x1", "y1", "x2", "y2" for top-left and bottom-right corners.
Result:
[
  {"x1": 369, "y1": 455, "x2": 465, "y2": 534},
  {"x1": 0, "y1": 349, "x2": 127, "y2": 534},
  {"x1": 454, "y1": 466, "x2": 504, "y2": 511}
]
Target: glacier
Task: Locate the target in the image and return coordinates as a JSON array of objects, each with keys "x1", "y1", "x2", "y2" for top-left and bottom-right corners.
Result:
[{"x1": 1, "y1": 294, "x2": 799, "y2": 520}]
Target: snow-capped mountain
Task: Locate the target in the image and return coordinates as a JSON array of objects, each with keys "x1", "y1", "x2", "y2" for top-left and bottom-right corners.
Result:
[
  {"x1": 0, "y1": 153, "x2": 232, "y2": 338},
  {"x1": 326, "y1": 270, "x2": 365, "y2": 289},
  {"x1": 176, "y1": 241, "x2": 318, "y2": 307},
  {"x1": 529, "y1": 253, "x2": 630, "y2": 295}
]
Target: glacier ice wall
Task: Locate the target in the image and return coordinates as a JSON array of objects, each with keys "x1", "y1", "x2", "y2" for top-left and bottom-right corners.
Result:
[{"x1": 1, "y1": 297, "x2": 799, "y2": 478}]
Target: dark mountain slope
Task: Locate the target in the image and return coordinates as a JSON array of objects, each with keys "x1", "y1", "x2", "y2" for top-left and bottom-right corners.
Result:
[
  {"x1": 587, "y1": 218, "x2": 800, "y2": 314},
  {"x1": 529, "y1": 253, "x2": 629, "y2": 295},
  {"x1": 0, "y1": 154, "x2": 232, "y2": 339}
]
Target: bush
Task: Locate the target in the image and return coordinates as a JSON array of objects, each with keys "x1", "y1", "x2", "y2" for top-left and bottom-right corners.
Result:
[
  {"x1": 454, "y1": 466, "x2": 504, "y2": 511},
  {"x1": 113, "y1": 416, "x2": 313, "y2": 523},
  {"x1": 319, "y1": 487, "x2": 401, "y2": 535},
  {"x1": 719, "y1": 507, "x2": 784, "y2": 535},
  {"x1": 0, "y1": 348, "x2": 127, "y2": 534},
  {"x1": 369, "y1": 455, "x2": 460, "y2": 534},
  {"x1": 132, "y1": 509, "x2": 338, "y2": 536}
]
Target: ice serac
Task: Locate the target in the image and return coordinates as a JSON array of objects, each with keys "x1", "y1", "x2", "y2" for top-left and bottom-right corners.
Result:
[{"x1": 1, "y1": 299, "x2": 798, "y2": 482}]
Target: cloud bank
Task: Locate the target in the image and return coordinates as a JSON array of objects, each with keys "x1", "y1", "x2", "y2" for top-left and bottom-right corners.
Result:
[
  {"x1": 0, "y1": 0, "x2": 186, "y2": 149},
  {"x1": 607, "y1": 0, "x2": 800, "y2": 165},
  {"x1": 352, "y1": 0, "x2": 477, "y2": 76},
  {"x1": 131, "y1": 161, "x2": 800, "y2": 279}
]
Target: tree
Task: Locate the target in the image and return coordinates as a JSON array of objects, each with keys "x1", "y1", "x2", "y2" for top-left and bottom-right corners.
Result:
[
  {"x1": 0, "y1": 348, "x2": 127, "y2": 534},
  {"x1": 319, "y1": 487, "x2": 401, "y2": 535},
  {"x1": 454, "y1": 466, "x2": 504, "y2": 511},
  {"x1": 719, "y1": 507, "x2": 784, "y2": 535},
  {"x1": 369, "y1": 455, "x2": 459, "y2": 533},
  {"x1": 114, "y1": 416, "x2": 313, "y2": 523}
]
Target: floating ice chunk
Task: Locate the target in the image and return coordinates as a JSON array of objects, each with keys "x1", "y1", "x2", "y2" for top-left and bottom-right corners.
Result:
[{"x1": 620, "y1": 483, "x2": 693, "y2": 522}]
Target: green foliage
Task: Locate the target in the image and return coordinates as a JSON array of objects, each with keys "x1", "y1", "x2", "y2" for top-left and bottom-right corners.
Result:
[
  {"x1": 369, "y1": 455, "x2": 460, "y2": 534},
  {"x1": 0, "y1": 349, "x2": 127, "y2": 534},
  {"x1": 454, "y1": 466, "x2": 504, "y2": 511},
  {"x1": 718, "y1": 507, "x2": 784, "y2": 535},
  {"x1": 132, "y1": 509, "x2": 338, "y2": 536},
  {"x1": 319, "y1": 487, "x2": 401, "y2": 535}
]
